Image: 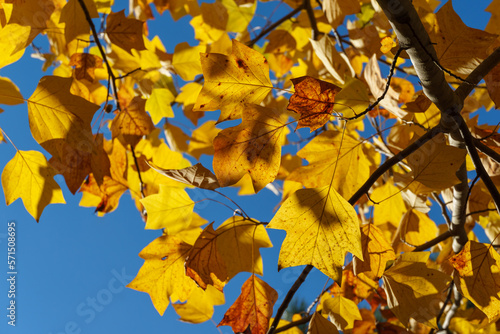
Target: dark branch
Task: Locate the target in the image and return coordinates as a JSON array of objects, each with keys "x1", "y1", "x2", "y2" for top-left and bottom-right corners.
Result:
[{"x1": 77, "y1": 0, "x2": 121, "y2": 110}]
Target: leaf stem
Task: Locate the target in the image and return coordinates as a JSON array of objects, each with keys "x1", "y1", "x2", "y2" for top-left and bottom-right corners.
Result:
[{"x1": 130, "y1": 145, "x2": 146, "y2": 198}]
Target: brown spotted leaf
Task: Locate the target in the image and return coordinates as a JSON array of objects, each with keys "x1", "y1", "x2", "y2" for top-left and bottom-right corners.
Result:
[{"x1": 288, "y1": 76, "x2": 341, "y2": 132}]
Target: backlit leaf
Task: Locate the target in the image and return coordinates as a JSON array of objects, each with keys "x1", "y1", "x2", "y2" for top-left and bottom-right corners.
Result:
[
  {"x1": 172, "y1": 285, "x2": 225, "y2": 323},
  {"x1": 186, "y1": 217, "x2": 272, "y2": 291},
  {"x1": 148, "y1": 162, "x2": 220, "y2": 190},
  {"x1": 288, "y1": 76, "x2": 341, "y2": 131},
  {"x1": 2, "y1": 150, "x2": 65, "y2": 221},
  {"x1": 382, "y1": 252, "x2": 451, "y2": 328},
  {"x1": 141, "y1": 184, "x2": 195, "y2": 232},
  {"x1": 0, "y1": 76, "x2": 23, "y2": 106},
  {"x1": 450, "y1": 241, "x2": 500, "y2": 322},
  {"x1": 353, "y1": 224, "x2": 396, "y2": 279},
  {"x1": 213, "y1": 104, "x2": 287, "y2": 192},
  {"x1": 145, "y1": 88, "x2": 175, "y2": 125},
  {"x1": 218, "y1": 274, "x2": 278, "y2": 334},
  {"x1": 308, "y1": 312, "x2": 339, "y2": 334},
  {"x1": 193, "y1": 40, "x2": 273, "y2": 122},
  {"x1": 106, "y1": 10, "x2": 146, "y2": 54},
  {"x1": 323, "y1": 295, "x2": 362, "y2": 331},
  {"x1": 268, "y1": 186, "x2": 362, "y2": 282},
  {"x1": 60, "y1": 0, "x2": 98, "y2": 42},
  {"x1": 127, "y1": 235, "x2": 196, "y2": 315}
]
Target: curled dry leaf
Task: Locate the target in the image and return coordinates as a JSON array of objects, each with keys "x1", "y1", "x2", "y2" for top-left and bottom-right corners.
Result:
[{"x1": 147, "y1": 162, "x2": 220, "y2": 190}]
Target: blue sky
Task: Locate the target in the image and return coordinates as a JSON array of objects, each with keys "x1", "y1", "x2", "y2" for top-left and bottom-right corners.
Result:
[{"x1": 0, "y1": 1, "x2": 495, "y2": 334}]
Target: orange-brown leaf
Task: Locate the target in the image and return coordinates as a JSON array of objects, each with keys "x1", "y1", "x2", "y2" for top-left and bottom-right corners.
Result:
[
  {"x1": 218, "y1": 275, "x2": 278, "y2": 334},
  {"x1": 110, "y1": 96, "x2": 155, "y2": 146},
  {"x1": 69, "y1": 53, "x2": 103, "y2": 83},
  {"x1": 288, "y1": 76, "x2": 341, "y2": 132},
  {"x1": 106, "y1": 10, "x2": 146, "y2": 54},
  {"x1": 186, "y1": 217, "x2": 272, "y2": 291},
  {"x1": 449, "y1": 241, "x2": 500, "y2": 322}
]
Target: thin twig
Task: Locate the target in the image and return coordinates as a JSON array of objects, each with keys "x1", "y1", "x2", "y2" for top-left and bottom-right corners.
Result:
[
  {"x1": 436, "y1": 280, "x2": 454, "y2": 330},
  {"x1": 77, "y1": 0, "x2": 121, "y2": 110},
  {"x1": 432, "y1": 193, "x2": 452, "y2": 226},
  {"x1": 267, "y1": 265, "x2": 313, "y2": 334},
  {"x1": 453, "y1": 114, "x2": 500, "y2": 213},
  {"x1": 346, "y1": 47, "x2": 404, "y2": 120},
  {"x1": 304, "y1": 0, "x2": 320, "y2": 40},
  {"x1": 248, "y1": 5, "x2": 304, "y2": 47},
  {"x1": 412, "y1": 230, "x2": 452, "y2": 252},
  {"x1": 130, "y1": 145, "x2": 146, "y2": 198},
  {"x1": 350, "y1": 125, "x2": 443, "y2": 204},
  {"x1": 274, "y1": 314, "x2": 312, "y2": 333},
  {"x1": 473, "y1": 138, "x2": 500, "y2": 164}
]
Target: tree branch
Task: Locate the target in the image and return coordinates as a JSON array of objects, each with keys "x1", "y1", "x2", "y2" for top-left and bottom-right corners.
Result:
[
  {"x1": 77, "y1": 0, "x2": 121, "y2": 110},
  {"x1": 304, "y1": 0, "x2": 320, "y2": 40},
  {"x1": 349, "y1": 125, "x2": 443, "y2": 204},
  {"x1": 274, "y1": 314, "x2": 312, "y2": 333},
  {"x1": 267, "y1": 265, "x2": 313, "y2": 334},
  {"x1": 474, "y1": 138, "x2": 500, "y2": 164}
]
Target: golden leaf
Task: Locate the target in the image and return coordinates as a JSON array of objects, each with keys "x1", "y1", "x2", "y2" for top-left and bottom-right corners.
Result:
[
  {"x1": 2, "y1": 150, "x2": 65, "y2": 221},
  {"x1": 450, "y1": 241, "x2": 500, "y2": 322},
  {"x1": 193, "y1": 40, "x2": 272, "y2": 122},
  {"x1": 268, "y1": 186, "x2": 362, "y2": 282},
  {"x1": 382, "y1": 252, "x2": 451, "y2": 328},
  {"x1": 141, "y1": 185, "x2": 195, "y2": 232},
  {"x1": 353, "y1": 224, "x2": 396, "y2": 279},
  {"x1": 127, "y1": 235, "x2": 196, "y2": 316},
  {"x1": 213, "y1": 104, "x2": 287, "y2": 192}
]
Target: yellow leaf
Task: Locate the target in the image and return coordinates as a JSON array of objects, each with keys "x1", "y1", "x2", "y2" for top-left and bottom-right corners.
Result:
[
  {"x1": 486, "y1": 0, "x2": 500, "y2": 34},
  {"x1": 188, "y1": 120, "x2": 221, "y2": 159},
  {"x1": 193, "y1": 40, "x2": 273, "y2": 122},
  {"x1": 218, "y1": 274, "x2": 278, "y2": 334},
  {"x1": 79, "y1": 174, "x2": 127, "y2": 215},
  {"x1": 382, "y1": 252, "x2": 451, "y2": 328},
  {"x1": 28, "y1": 75, "x2": 99, "y2": 150},
  {"x1": 323, "y1": 295, "x2": 362, "y2": 331},
  {"x1": 145, "y1": 88, "x2": 175, "y2": 125},
  {"x1": 429, "y1": 1, "x2": 497, "y2": 75},
  {"x1": 353, "y1": 224, "x2": 396, "y2": 279},
  {"x1": 186, "y1": 217, "x2": 272, "y2": 291},
  {"x1": 141, "y1": 184, "x2": 195, "y2": 232},
  {"x1": 213, "y1": 104, "x2": 287, "y2": 192},
  {"x1": 392, "y1": 209, "x2": 438, "y2": 253},
  {"x1": 172, "y1": 285, "x2": 225, "y2": 323},
  {"x1": 380, "y1": 36, "x2": 396, "y2": 54},
  {"x1": 333, "y1": 76, "x2": 370, "y2": 119},
  {"x1": 449, "y1": 241, "x2": 500, "y2": 322},
  {"x1": 60, "y1": 0, "x2": 98, "y2": 42},
  {"x1": 288, "y1": 130, "x2": 370, "y2": 199},
  {"x1": 395, "y1": 133, "x2": 467, "y2": 194},
  {"x1": 7, "y1": 0, "x2": 55, "y2": 51},
  {"x1": 222, "y1": 0, "x2": 256, "y2": 33},
  {"x1": 308, "y1": 311, "x2": 339, "y2": 334},
  {"x1": 268, "y1": 186, "x2": 362, "y2": 282},
  {"x1": 0, "y1": 76, "x2": 23, "y2": 105},
  {"x1": 127, "y1": 235, "x2": 196, "y2": 315},
  {"x1": 322, "y1": 0, "x2": 361, "y2": 27},
  {"x1": 310, "y1": 35, "x2": 354, "y2": 85},
  {"x1": 172, "y1": 42, "x2": 205, "y2": 81},
  {"x1": 106, "y1": 10, "x2": 146, "y2": 54},
  {"x1": 0, "y1": 24, "x2": 26, "y2": 68},
  {"x1": 265, "y1": 30, "x2": 297, "y2": 54},
  {"x1": 2, "y1": 150, "x2": 65, "y2": 221},
  {"x1": 370, "y1": 180, "x2": 406, "y2": 229}
]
